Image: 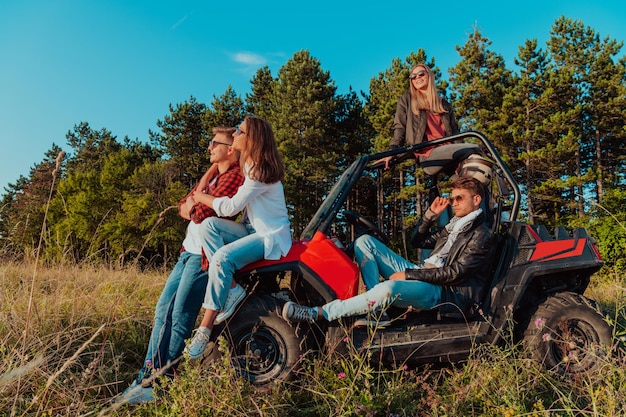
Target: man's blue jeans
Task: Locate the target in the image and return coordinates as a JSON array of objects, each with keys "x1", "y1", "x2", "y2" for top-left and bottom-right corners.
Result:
[
  {"x1": 137, "y1": 251, "x2": 206, "y2": 382},
  {"x1": 355, "y1": 234, "x2": 420, "y2": 290},
  {"x1": 328, "y1": 234, "x2": 441, "y2": 322},
  {"x1": 321, "y1": 279, "x2": 441, "y2": 321}
]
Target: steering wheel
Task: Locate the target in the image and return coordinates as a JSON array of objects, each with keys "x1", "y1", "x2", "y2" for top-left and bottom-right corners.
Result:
[{"x1": 344, "y1": 210, "x2": 390, "y2": 245}]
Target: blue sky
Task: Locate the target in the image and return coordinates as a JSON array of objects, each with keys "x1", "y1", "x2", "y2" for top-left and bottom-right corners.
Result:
[{"x1": 1, "y1": 1, "x2": 625, "y2": 192}]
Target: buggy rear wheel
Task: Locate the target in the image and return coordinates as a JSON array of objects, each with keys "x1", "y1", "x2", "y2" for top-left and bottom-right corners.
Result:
[{"x1": 523, "y1": 292, "x2": 613, "y2": 375}]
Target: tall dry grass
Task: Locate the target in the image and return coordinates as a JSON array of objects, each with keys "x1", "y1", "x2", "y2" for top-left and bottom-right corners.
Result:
[
  {"x1": 0, "y1": 259, "x2": 165, "y2": 416},
  {"x1": 1, "y1": 260, "x2": 625, "y2": 416}
]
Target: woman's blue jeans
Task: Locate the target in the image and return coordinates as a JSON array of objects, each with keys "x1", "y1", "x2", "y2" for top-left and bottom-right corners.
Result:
[
  {"x1": 199, "y1": 217, "x2": 262, "y2": 311},
  {"x1": 137, "y1": 251, "x2": 206, "y2": 382}
]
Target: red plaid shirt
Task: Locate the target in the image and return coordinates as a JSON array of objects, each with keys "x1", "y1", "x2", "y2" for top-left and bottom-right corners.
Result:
[
  {"x1": 179, "y1": 161, "x2": 244, "y2": 270},
  {"x1": 179, "y1": 161, "x2": 244, "y2": 224}
]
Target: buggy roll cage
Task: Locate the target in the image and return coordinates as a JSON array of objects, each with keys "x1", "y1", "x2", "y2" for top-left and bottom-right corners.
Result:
[{"x1": 300, "y1": 131, "x2": 521, "y2": 241}]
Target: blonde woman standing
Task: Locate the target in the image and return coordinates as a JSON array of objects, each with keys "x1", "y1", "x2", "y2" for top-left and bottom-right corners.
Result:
[{"x1": 379, "y1": 64, "x2": 477, "y2": 175}]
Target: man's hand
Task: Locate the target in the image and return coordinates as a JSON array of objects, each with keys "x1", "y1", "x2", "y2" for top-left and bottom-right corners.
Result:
[
  {"x1": 178, "y1": 195, "x2": 195, "y2": 220},
  {"x1": 389, "y1": 271, "x2": 406, "y2": 281},
  {"x1": 429, "y1": 196, "x2": 450, "y2": 216}
]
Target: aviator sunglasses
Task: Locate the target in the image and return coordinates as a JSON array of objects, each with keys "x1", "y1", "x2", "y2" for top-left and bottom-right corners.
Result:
[
  {"x1": 448, "y1": 194, "x2": 478, "y2": 204},
  {"x1": 448, "y1": 194, "x2": 466, "y2": 204}
]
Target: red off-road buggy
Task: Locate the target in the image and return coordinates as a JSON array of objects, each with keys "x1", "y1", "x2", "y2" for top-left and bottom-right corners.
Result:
[{"x1": 202, "y1": 132, "x2": 614, "y2": 384}]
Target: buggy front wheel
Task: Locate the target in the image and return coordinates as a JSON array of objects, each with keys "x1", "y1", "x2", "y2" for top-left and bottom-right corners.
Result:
[{"x1": 203, "y1": 294, "x2": 307, "y2": 385}]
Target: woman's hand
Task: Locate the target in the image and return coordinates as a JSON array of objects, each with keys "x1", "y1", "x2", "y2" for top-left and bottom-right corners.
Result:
[
  {"x1": 373, "y1": 156, "x2": 394, "y2": 170},
  {"x1": 192, "y1": 190, "x2": 215, "y2": 208}
]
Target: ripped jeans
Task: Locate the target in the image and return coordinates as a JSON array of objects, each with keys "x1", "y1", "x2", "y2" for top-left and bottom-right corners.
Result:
[
  {"x1": 321, "y1": 278, "x2": 441, "y2": 321},
  {"x1": 328, "y1": 234, "x2": 441, "y2": 321},
  {"x1": 199, "y1": 217, "x2": 261, "y2": 311}
]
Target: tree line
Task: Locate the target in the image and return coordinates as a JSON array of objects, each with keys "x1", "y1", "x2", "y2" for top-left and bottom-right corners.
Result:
[{"x1": 1, "y1": 16, "x2": 625, "y2": 270}]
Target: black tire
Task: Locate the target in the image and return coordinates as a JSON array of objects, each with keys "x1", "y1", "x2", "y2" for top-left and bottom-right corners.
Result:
[
  {"x1": 202, "y1": 294, "x2": 306, "y2": 385},
  {"x1": 522, "y1": 292, "x2": 613, "y2": 375}
]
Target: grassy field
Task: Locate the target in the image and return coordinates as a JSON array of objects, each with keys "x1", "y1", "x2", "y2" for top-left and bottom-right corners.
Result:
[{"x1": 1, "y1": 260, "x2": 625, "y2": 416}]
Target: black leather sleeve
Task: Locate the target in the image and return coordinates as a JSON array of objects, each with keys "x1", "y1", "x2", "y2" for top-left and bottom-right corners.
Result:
[
  {"x1": 405, "y1": 224, "x2": 493, "y2": 286},
  {"x1": 410, "y1": 208, "x2": 440, "y2": 249}
]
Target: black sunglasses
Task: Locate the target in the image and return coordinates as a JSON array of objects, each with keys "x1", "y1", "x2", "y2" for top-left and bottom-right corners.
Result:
[
  {"x1": 409, "y1": 70, "x2": 428, "y2": 79},
  {"x1": 209, "y1": 140, "x2": 231, "y2": 147}
]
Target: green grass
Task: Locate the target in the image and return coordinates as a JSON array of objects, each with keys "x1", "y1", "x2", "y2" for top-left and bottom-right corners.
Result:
[{"x1": 1, "y1": 260, "x2": 625, "y2": 416}]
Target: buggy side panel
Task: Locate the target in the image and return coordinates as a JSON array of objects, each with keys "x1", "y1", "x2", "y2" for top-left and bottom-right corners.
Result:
[
  {"x1": 482, "y1": 222, "x2": 603, "y2": 345},
  {"x1": 240, "y1": 232, "x2": 360, "y2": 300},
  {"x1": 530, "y1": 238, "x2": 587, "y2": 261}
]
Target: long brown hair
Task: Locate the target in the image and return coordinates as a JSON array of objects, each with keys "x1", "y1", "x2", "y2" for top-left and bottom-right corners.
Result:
[
  {"x1": 409, "y1": 64, "x2": 447, "y2": 115},
  {"x1": 240, "y1": 115, "x2": 284, "y2": 184}
]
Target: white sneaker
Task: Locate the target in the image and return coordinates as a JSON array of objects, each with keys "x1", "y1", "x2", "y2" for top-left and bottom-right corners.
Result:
[
  {"x1": 185, "y1": 327, "x2": 211, "y2": 360},
  {"x1": 116, "y1": 380, "x2": 155, "y2": 405},
  {"x1": 281, "y1": 301, "x2": 318, "y2": 322},
  {"x1": 214, "y1": 284, "x2": 246, "y2": 324}
]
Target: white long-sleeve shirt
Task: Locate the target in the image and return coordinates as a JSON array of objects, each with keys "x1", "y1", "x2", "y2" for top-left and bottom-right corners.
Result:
[{"x1": 212, "y1": 165, "x2": 292, "y2": 260}]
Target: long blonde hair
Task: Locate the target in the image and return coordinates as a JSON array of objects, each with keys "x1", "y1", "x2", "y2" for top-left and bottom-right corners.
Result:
[
  {"x1": 409, "y1": 64, "x2": 447, "y2": 115},
  {"x1": 240, "y1": 115, "x2": 284, "y2": 184}
]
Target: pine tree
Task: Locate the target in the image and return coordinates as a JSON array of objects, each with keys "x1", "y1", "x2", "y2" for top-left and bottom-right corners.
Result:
[
  {"x1": 544, "y1": 16, "x2": 626, "y2": 221},
  {"x1": 0, "y1": 145, "x2": 64, "y2": 258},
  {"x1": 202, "y1": 86, "x2": 246, "y2": 134},
  {"x1": 501, "y1": 39, "x2": 552, "y2": 223},
  {"x1": 149, "y1": 96, "x2": 209, "y2": 189},
  {"x1": 266, "y1": 50, "x2": 341, "y2": 236},
  {"x1": 449, "y1": 27, "x2": 513, "y2": 149},
  {"x1": 246, "y1": 66, "x2": 275, "y2": 119}
]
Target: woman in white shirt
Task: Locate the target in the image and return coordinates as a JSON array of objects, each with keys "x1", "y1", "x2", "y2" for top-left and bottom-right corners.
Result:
[{"x1": 186, "y1": 115, "x2": 291, "y2": 359}]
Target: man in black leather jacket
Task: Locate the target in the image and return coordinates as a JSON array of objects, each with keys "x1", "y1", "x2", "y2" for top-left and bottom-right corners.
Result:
[
  {"x1": 281, "y1": 177, "x2": 494, "y2": 324},
  {"x1": 407, "y1": 177, "x2": 493, "y2": 317}
]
